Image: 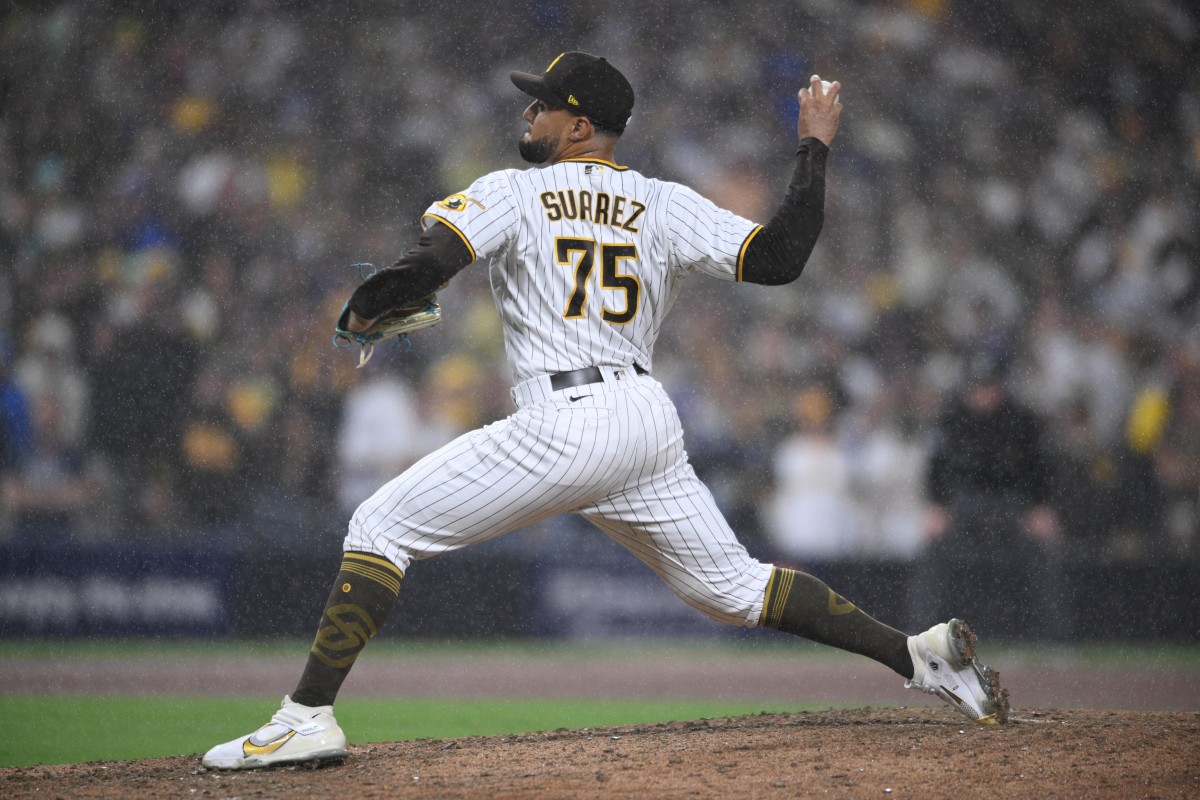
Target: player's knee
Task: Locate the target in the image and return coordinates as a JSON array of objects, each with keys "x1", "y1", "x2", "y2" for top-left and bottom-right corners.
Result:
[
  {"x1": 681, "y1": 584, "x2": 761, "y2": 628},
  {"x1": 680, "y1": 560, "x2": 773, "y2": 628}
]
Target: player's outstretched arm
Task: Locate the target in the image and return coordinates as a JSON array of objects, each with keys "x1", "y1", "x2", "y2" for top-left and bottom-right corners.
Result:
[
  {"x1": 740, "y1": 75, "x2": 843, "y2": 286},
  {"x1": 345, "y1": 222, "x2": 473, "y2": 327}
]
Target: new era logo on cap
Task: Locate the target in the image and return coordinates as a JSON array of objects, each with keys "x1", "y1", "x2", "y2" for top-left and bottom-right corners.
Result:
[{"x1": 511, "y1": 52, "x2": 634, "y2": 131}]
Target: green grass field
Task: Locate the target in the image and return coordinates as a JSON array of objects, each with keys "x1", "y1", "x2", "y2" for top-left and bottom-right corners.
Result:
[{"x1": 0, "y1": 695, "x2": 821, "y2": 768}]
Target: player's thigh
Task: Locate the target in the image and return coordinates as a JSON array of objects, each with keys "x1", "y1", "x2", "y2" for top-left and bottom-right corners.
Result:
[
  {"x1": 346, "y1": 405, "x2": 635, "y2": 572},
  {"x1": 580, "y1": 462, "x2": 772, "y2": 627}
]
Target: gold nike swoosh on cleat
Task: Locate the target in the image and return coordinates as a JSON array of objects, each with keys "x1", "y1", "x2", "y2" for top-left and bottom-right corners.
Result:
[{"x1": 243, "y1": 730, "x2": 295, "y2": 757}]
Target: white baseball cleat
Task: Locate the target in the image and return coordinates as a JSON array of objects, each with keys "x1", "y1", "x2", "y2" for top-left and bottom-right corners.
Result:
[
  {"x1": 202, "y1": 695, "x2": 348, "y2": 769},
  {"x1": 905, "y1": 619, "x2": 1010, "y2": 725}
]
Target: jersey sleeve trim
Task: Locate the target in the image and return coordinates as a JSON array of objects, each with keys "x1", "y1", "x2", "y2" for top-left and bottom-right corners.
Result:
[
  {"x1": 420, "y1": 213, "x2": 477, "y2": 262},
  {"x1": 736, "y1": 225, "x2": 764, "y2": 282}
]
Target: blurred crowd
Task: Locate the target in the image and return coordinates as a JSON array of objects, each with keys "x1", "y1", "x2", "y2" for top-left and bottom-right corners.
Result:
[{"x1": 1, "y1": 0, "x2": 1197, "y2": 569}]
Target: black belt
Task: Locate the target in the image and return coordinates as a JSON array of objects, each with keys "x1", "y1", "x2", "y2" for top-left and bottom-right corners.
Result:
[{"x1": 549, "y1": 364, "x2": 647, "y2": 392}]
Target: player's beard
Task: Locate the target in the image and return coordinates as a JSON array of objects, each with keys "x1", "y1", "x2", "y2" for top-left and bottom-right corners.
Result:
[{"x1": 518, "y1": 132, "x2": 556, "y2": 164}]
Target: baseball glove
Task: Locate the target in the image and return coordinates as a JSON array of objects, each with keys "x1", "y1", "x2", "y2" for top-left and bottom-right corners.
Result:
[{"x1": 333, "y1": 263, "x2": 442, "y2": 367}]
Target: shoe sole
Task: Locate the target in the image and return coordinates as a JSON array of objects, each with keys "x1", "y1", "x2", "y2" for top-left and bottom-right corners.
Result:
[
  {"x1": 204, "y1": 748, "x2": 349, "y2": 770},
  {"x1": 948, "y1": 619, "x2": 1011, "y2": 725}
]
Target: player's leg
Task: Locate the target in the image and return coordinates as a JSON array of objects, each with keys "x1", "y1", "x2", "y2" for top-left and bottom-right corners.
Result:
[
  {"x1": 580, "y1": 465, "x2": 910, "y2": 677},
  {"x1": 202, "y1": 535, "x2": 414, "y2": 765},
  {"x1": 758, "y1": 564, "x2": 912, "y2": 676},
  {"x1": 288, "y1": 412, "x2": 624, "y2": 711},
  {"x1": 579, "y1": 374, "x2": 914, "y2": 672},
  {"x1": 289, "y1": 551, "x2": 403, "y2": 708},
  {"x1": 579, "y1": 377, "x2": 1007, "y2": 723},
  {"x1": 759, "y1": 562, "x2": 1006, "y2": 720},
  {"x1": 583, "y1": 481, "x2": 1008, "y2": 723},
  {"x1": 204, "y1": 395, "x2": 649, "y2": 768}
]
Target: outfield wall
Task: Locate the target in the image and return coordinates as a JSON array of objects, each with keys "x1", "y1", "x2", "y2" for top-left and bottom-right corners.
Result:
[{"x1": 1, "y1": 540, "x2": 1197, "y2": 641}]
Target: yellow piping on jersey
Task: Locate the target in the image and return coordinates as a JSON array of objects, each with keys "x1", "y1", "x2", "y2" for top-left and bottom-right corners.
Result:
[
  {"x1": 421, "y1": 213, "x2": 477, "y2": 262},
  {"x1": 559, "y1": 157, "x2": 629, "y2": 171},
  {"x1": 736, "y1": 225, "x2": 764, "y2": 282}
]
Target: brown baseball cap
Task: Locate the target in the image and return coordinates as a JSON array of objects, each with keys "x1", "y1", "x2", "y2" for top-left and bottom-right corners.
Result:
[{"x1": 511, "y1": 52, "x2": 634, "y2": 132}]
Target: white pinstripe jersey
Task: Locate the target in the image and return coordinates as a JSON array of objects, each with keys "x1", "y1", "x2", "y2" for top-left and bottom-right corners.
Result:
[{"x1": 421, "y1": 158, "x2": 762, "y2": 383}]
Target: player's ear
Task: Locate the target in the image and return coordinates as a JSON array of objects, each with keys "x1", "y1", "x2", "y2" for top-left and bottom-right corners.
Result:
[{"x1": 568, "y1": 115, "x2": 592, "y2": 142}]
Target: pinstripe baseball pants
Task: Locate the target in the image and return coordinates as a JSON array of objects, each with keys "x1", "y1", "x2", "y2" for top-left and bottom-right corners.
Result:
[{"x1": 345, "y1": 368, "x2": 772, "y2": 627}]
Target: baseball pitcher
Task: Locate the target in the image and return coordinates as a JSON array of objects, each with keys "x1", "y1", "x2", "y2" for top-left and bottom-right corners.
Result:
[{"x1": 203, "y1": 52, "x2": 1008, "y2": 770}]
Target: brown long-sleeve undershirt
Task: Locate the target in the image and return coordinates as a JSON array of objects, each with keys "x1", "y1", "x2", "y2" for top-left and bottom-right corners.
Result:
[
  {"x1": 346, "y1": 223, "x2": 472, "y2": 320},
  {"x1": 739, "y1": 136, "x2": 828, "y2": 285}
]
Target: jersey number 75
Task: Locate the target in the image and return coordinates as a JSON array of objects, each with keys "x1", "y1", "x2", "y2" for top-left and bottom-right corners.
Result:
[{"x1": 555, "y1": 237, "x2": 641, "y2": 325}]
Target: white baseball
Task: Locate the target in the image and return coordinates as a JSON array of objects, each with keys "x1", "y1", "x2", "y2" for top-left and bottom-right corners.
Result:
[{"x1": 807, "y1": 79, "x2": 841, "y2": 105}]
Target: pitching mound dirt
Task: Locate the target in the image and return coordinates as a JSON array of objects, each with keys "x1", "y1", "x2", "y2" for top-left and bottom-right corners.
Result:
[{"x1": 3, "y1": 707, "x2": 1197, "y2": 799}]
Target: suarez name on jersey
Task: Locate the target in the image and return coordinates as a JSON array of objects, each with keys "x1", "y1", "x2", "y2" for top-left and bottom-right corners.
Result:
[{"x1": 539, "y1": 189, "x2": 647, "y2": 233}]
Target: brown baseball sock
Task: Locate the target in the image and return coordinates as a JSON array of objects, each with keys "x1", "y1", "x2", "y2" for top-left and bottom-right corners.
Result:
[
  {"x1": 290, "y1": 551, "x2": 404, "y2": 708},
  {"x1": 760, "y1": 566, "x2": 914, "y2": 679}
]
